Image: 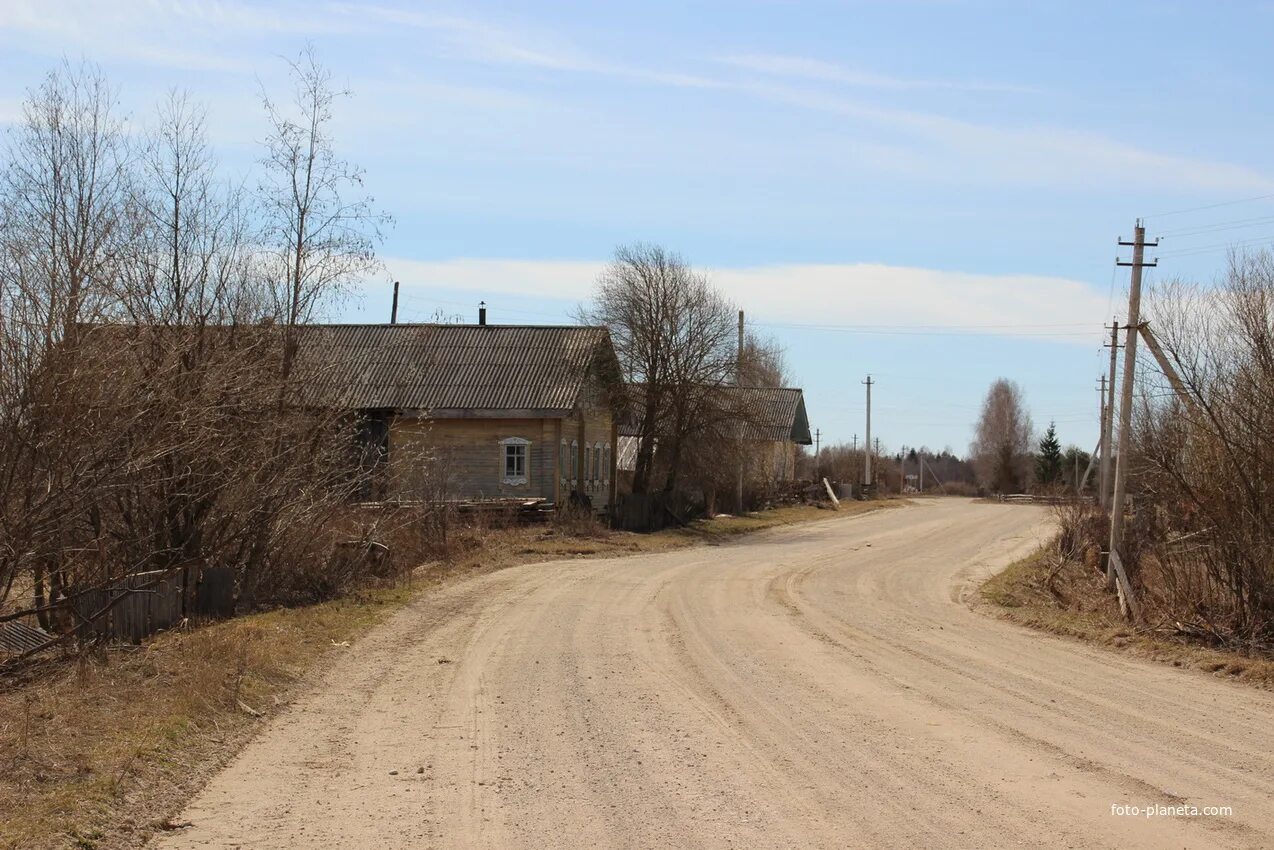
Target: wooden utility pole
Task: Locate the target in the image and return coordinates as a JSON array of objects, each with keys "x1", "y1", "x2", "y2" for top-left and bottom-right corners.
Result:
[
  {"x1": 390, "y1": 280, "x2": 400, "y2": 324},
  {"x1": 1107, "y1": 221, "x2": 1157, "y2": 618},
  {"x1": 862, "y1": 376, "x2": 874, "y2": 490},
  {"x1": 1100, "y1": 320, "x2": 1119, "y2": 509},
  {"x1": 918, "y1": 451, "x2": 924, "y2": 493},
  {"x1": 736, "y1": 310, "x2": 745, "y2": 514}
]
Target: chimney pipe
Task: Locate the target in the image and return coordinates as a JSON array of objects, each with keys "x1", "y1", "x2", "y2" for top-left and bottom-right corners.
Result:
[
  {"x1": 479, "y1": 301, "x2": 487, "y2": 326},
  {"x1": 390, "y1": 281, "x2": 399, "y2": 324}
]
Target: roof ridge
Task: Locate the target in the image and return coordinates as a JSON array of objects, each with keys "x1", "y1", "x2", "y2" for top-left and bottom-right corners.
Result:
[{"x1": 299, "y1": 322, "x2": 606, "y2": 331}]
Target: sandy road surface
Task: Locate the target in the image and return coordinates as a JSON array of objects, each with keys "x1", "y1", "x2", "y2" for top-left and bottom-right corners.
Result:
[{"x1": 157, "y1": 500, "x2": 1274, "y2": 849}]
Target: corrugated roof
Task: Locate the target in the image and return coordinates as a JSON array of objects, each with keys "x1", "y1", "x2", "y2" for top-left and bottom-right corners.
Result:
[
  {"x1": 619, "y1": 385, "x2": 812, "y2": 444},
  {"x1": 292, "y1": 324, "x2": 617, "y2": 415},
  {"x1": 729, "y1": 386, "x2": 813, "y2": 444}
]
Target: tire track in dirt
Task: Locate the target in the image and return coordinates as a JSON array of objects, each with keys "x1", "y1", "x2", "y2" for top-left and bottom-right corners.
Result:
[{"x1": 155, "y1": 500, "x2": 1274, "y2": 849}]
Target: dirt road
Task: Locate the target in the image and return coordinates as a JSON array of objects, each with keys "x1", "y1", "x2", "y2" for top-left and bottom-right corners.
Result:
[{"x1": 156, "y1": 500, "x2": 1274, "y2": 849}]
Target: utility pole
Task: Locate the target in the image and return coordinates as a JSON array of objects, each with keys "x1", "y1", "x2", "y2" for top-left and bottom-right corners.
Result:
[
  {"x1": 874, "y1": 438, "x2": 881, "y2": 489},
  {"x1": 814, "y1": 428, "x2": 821, "y2": 479},
  {"x1": 736, "y1": 310, "x2": 745, "y2": 514},
  {"x1": 1107, "y1": 221, "x2": 1157, "y2": 612},
  {"x1": 390, "y1": 280, "x2": 400, "y2": 324},
  {"x1": 851, "y1": 433, "x2": 859, "y2": 492},
  {"x1": 1100, "y1": 320, "x2": 1120, "y2": 509},
  {"x1": 862, "y1": 376, "x2": 874, "y2": 490},
  {"x1": 1095, "y1": 373, "x2": 1106, "y2": 495},
  {"x1": 918, "y1": 451, "x2": 924, "y2": 493}
]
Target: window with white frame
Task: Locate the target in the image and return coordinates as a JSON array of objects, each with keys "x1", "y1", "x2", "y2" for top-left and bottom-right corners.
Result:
[
  {"x1": 594, "y1": 443, "x2": 603, "y2": 484},
  {"x1": 604, "y1": 443, "x2": 611, "y2": 483},
  {"x1": 570, "y1": 440, "x2": 578, "y2": 484},
  {"x1": 500, "y1": 437, "x2": 530, "y2": 485},
  {"x1": 559, "y1": 439, "x2": 568, "y2": 480}
]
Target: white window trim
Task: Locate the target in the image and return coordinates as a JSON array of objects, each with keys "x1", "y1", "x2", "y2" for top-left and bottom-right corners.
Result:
[{"x1": 500, "y1": 436, "x2": 530, "y2": 486}]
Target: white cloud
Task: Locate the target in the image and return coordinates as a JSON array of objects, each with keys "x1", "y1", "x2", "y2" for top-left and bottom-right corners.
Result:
[
  {"x1": 2, "y1": 1, "x2": 1264, "y2": 194},
  {"x1": 741, "y1": 82, "x2": 1274, "y2": 192},
  {"x1": 717, "y1": 53, "x2": 1038, "y2": 94},
  {"x1": 332, "y1": 3, "x2": 723, "y2": 89},
  {"x1": 380, "y1": 257, "x2": 1109, "y2": 344},
  {"x1": 0, "y1": 0, "x2": 344, "y2": 72}
]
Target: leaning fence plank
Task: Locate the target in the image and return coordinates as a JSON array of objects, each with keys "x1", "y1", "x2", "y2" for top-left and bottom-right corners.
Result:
[
  {"x1": 1107, "y1": 549, "x2": 1141, "y2": 622},
  {"x1": 822, "y1": 477, "x2": 840, "y2": 509}
]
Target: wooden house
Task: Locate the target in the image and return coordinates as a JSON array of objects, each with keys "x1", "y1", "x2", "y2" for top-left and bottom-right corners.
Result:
[
  {"x1": 292, "y1": 321, "x2": 626, "y2": 511},
  {"x1": 617, "y1": 385, "x2": 813, "y2": 482}
]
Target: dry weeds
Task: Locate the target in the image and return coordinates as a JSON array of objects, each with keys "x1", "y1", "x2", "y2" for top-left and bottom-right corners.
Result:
[
  {"x1": 0, "y1": 499, "x2": 876, "y2": 850},
  {"x1": 981, "y1": 549, "x2": 1274, "y2": 691}
]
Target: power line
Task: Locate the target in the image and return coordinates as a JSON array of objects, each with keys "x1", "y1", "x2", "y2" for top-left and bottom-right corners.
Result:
[
  {"x1": 1155, "y1": 233, "x2": 1274, "y2": 259},
  {"x1": 751, "y1": 321, "x2": 1099, "y2": 338},
  {"x1": 1144, "y1": 193, "x2": 1274, "y2": 220},
  {"x1": 1156, "y1": 213, "x2": 1274, "y2": 238}
]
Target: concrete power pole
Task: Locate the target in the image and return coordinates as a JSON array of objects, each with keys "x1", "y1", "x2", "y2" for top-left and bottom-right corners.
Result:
[
  {"x1": 736, "y1": 310, "x2": 745, "y2": 514},
  {"x1": 1096, "y1": 373, "x2": 1107, "y2": 498},
  {"x1": 862, "y1": 376, "x2": 874, "y2": 491},
  {"x1": 814, "y1": 428, "x2": 821, "y2": 479},
  {"x1": 1107, "y1": 221, "x2": 1157, "y2": 598},
  {"x1": 874, "y1": 438, "x2": 881, "y2": 489},
  {"x1": 1100, "y1": 320, "x2": 1120, "y2": 509}
]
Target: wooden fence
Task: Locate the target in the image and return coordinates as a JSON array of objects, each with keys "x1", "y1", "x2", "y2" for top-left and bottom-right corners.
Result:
[
  {"x1": 997, "y1": 493, "x2": 1096, "y2": 506},
  {"x1": 71, "y1": 566, "x2": 237, "y2": 644}
]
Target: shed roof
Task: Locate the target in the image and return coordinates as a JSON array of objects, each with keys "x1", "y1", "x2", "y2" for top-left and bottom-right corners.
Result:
[
  {"x1": 292, "y1": 324, "x2": 621, "y2": 417},
  {"x1": 619, "y1": 385, "x2": 812, "y2": 445},
  {"x1": 728, "y1": 386, "x2": 813, "y2": 444}
]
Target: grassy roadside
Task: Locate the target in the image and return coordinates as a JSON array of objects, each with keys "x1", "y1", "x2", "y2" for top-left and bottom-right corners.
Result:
[
  {"x1": 0, "y1": 499, "x2": 887, "y2": 850},
  {"x1": 980, "y1": 548, "x2": 1274, "y2": 690}
]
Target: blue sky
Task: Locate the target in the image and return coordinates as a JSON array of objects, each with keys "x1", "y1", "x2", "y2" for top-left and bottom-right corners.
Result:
[{"x1": 3, "y1": 1, "x2": 1271, "y2": 455}]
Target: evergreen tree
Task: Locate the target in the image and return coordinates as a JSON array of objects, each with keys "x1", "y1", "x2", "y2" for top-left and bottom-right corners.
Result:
[{"x1": 1035, "y1": 422, "x2": 1063, "y2": 486}]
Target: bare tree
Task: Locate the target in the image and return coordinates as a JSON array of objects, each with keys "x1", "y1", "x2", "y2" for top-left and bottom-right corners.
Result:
[
  {"x1": 0, "y1": 61, "x2": 134, "y2": 627},
  {"x1": 738, "y1": 330, "x2": 788, "y2": 388},
  {"x1": 0, "y1": 56, "x2": 396, "y2": 656},
  {"x1": 1127, "y1": 251, "x2": 1274, "y2": 643},
  {"x1": 971, "y1": 378, "x2": 1032, "y2": 493},
  {"x1": 258, "y1": 46, "x2": 390, "y2": 377},
  {"x1": 579, "y1": 243, "x2": 737, "y2": 496}
]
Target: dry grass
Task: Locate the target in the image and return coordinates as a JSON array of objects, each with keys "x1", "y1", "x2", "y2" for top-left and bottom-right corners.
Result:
[
  {"x1": 0, "y1": 582, "x2": 415, "y2": 850},
  {"x1": 0, "y1": 498, "x2": 878, "y2": 850},
  {"x1": 981, "y1": 549, "x2": 1274, "y2": 690}
]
